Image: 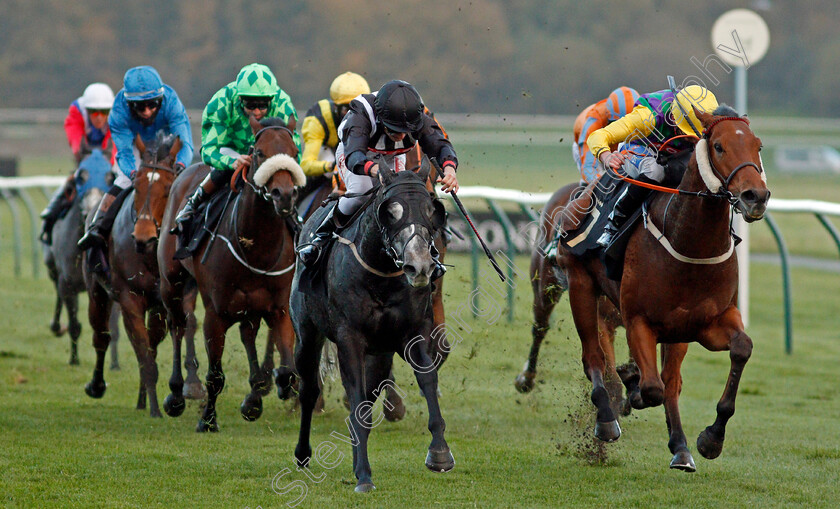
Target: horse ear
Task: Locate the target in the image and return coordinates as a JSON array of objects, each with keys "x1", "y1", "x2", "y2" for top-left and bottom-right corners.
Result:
[
  {"x1": 249, "y1": 114, "x2": 262, "y2": 136},
  {"x1": 416, "y1": 155, "x2": 431, "y2": 183},
  {"x1": 378, "y1": 158, "x2": 396, "y2": 185},
  {"x1": 169, "y1": 136, "x2": 182, "y2": 159},
  {"x1": 694, "y1": 106, "x2": 713, "y2": 129},
  {"x1": 134, "y1": 134, "x2": 146, "y2": 155},
  {"x1": 286, "y1": 116, "x2": 297, "y2": 131}
]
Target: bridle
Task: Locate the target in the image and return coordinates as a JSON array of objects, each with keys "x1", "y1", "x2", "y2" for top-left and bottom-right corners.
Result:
[
  {"x1": 374, "y1": 178, "x2": 441, "y2": 269},
  {"x1": 135, "y1": 159, "x2": 176, "y2": 234},
  {"x1": 242, "y1": 124, "x2": 300, "y2": 206}
]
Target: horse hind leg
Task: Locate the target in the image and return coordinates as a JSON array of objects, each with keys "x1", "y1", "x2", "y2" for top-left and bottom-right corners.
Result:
[
  {"x1": 181, "y1": 285, "x2": 206, "y2": 400},
  {"x1": 50, "y1": 291, "x2": 66, "y2": 337},
  {"x1": 696, "y1": 309, "x2": 753, "y2": 460},
  {"x1": 567, "y1": 266, "x2": 620, "y2": 442},
  {"x1": 61, "y1": 281, "x2": 83, "y2": 365},
  {"x1": 122, "y1": 300, "x2": 162, "y2": 418},
  {"x1": 661, "y1": 343, "x2": 695, "y2": 472},
  {"x1": 270, "y1": 309, "x2": 297, "y2": 401},
  {"x1": 84, "y1": 284, "x2": 112, "y2": 399},
  {"x1": 293, "y1": 319, "x2": 325, "y2": 481},
  {"x1": 515, "y1": 257, "x2": 564, "y2": 393},
  {"x1": 108, "y1": 305, "x2": 121, "y2": 370}
]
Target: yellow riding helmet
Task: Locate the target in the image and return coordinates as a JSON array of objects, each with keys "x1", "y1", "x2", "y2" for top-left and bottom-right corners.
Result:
[
  {"x1": 330, "y1": 72, "x2": 371, "y2": 105},
  {"x1": 672, "y1": 85, "x2": 719, "y2": 136}
]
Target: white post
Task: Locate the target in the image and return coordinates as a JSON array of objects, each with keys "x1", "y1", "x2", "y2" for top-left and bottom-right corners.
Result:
[{"x1": 734, "y1": 65, "x2": 750, "y2": 326}]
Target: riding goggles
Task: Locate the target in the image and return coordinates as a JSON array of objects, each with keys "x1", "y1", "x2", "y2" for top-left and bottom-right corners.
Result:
[
  {"x1": 129, "y1": 98, "x2": 163, "y2": 113},
  {"x1": 241, "y1": 98, "x2": 272, "y2": 111}
]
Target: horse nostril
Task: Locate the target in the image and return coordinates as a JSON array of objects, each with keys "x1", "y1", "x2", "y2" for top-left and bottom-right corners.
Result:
[
  {"x1": 403, "y1": 264, "x2": 417, "y2": 277},
  {"x1": 271, "y1": 189, "x2": 282, "y2": 200},
  {"x1": 740, "y1": 190, "x2": 758, "y2": 204}
]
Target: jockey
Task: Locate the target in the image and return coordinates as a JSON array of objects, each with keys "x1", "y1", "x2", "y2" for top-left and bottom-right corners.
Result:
[
  {"x1": 588, "y1": 85, "x2": 718, "y2": 247},
  {"x1": 78, "y1": 65, "x2": 193, "y2": 252},
  {"x1": 173, "y1": 63, "x2": 300, "y2": 228},
  {"x1": 573, "y1": 86, "x2": 639, "y2": 184},
  {"x1": 296, "y1": 79, "x2": 458, "y2": 268},
  {"x1": 300, "y1": 72, "x2": 370, "y2": 180},
  {"x1": 40, "y1": 83, "x2": 116, "y2": 244}
]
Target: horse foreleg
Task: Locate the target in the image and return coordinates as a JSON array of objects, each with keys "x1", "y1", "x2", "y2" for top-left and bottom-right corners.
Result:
[
  {"x1": 59, "y1": 277, "x2": 82, "y2": 365},
  {"x1": 336, "y1": 334, "x2": 375, "y2": 492},
  {"x1": 402, "y1": 333, "x2": 455, "y2": 475},
  {"x1": 626, "y1": 315, "x2": 665, "y2": 408},
  {"x1": 516, "y1": 259, "x2": 562, "y2": 393},
  {"x1": 84, "y1": 284, "x2": 112, "y2": 399},
  {"x1": 696, "y1": 306, "x2": 752, "y2": 460},
  {"x1": 567, "y1": 267, "x2": 620, "y2": 442},
  {"x1": 197, "y1": 307, "x2": 229, "y2": 432},
  {"x1": 293, "y1": 319, "x2": 324, "y2": 476},
  {"x1": 239, "y1": 315, "x2": 265, "y2": 422},
  {"x1": 145, "y1": 307, "x2": 168, "y2": 417},
  {"x1": 259, "y1": 336, "x2": 275, "y2": 397},
  {"x1": 161, "y1": 280, "x2": 187, "y2": 417},
  {"x1": 121, "y1": 298, "x2": 160, "y2": 418},
  {"x1": 597, "y1": 297, "x2": 625, "y2": 418},
  {"x1": 269, "y1": 309, "x2": 297, "y2": 401},
  {"x1": 660, "y1": 343, "x2": 695, "y2": 472}
]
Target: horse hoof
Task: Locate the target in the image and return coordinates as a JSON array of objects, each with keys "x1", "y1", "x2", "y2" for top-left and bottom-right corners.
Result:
[
  {"x1": 697, "y1": 428, "x2": 724, "y2": 460},
  {"x1": 240, "y1": 394, "x2": 263, "y2": 421},
  {"x1": 425, "y1": 448, "x2": 455, "y2": 472},
  {"x1": 514, "y1": 372, "x2": 536, "y2": 393},
  {"x1": 150, "y1": 408, "x2": 163, "y2": 418},
  {"x1": 196, "y1": 418, "x2": 219, "y2": 433},
  {"x1": 620, "y1": 398, "x2": 633, "y2": 417},
  {"x1": 594, "y1": 419, "x2": 621, "y2": 443},
  {"x1": 669, "y1": 450, "x2": 696, "y2": 472},
  {"x1": 84, "y1": 380, "x2": 107, "y2": 399},
  {"x1": 182, "y1": 382, "x2": 207, "y2": 401},
  {"x1": 384, "y1": 399, "x2": 406, "y2": 422},
  {"x1": 163, "y1": 394, "x2": 186, "y2": 417},
  {"x1": 69, "y1": 357, "x2": 80, "y2": 366},
  {"x1": 629, "y1": 389, "x2": 645, "y2": 410},
  {"x1": 50, "y1": 323, "x2": 66, "y2": 337},
  {"x1": 354, "y1": 482, "x2": 376, "y2": 493},
  {"x1": 110, "y1": 363, "x2": 121, "y2": 371}
]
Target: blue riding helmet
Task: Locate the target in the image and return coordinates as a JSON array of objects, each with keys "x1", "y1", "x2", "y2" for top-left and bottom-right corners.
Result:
[
  {"x1": 123, "y1": 66, "x2": 165, "y2": 102},
  {"x1": 75, "y1": 149, "x2": 112, "y2": 197}
]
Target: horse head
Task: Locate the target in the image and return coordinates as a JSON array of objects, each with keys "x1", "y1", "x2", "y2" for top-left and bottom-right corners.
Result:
[
  {"x1": 247, "y1": 116, "x2": 304, "y2": 217},
  {"x1": 75, "y1": 149, "x2": 112, "y2": 220},
  {"x1": 694, "y1": 105, "x2": 770, "y2": 222},
  {"x1": 132, "y1": 133, "x2": 182, "y2": 253},
  {"x1": 376, "y1": 162, "x2": 446, "y2": 288}
]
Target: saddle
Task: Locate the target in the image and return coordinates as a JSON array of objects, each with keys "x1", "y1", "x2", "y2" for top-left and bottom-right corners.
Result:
[{"x1": 174, "y1": 188, "x2": 233, "y2": 260}]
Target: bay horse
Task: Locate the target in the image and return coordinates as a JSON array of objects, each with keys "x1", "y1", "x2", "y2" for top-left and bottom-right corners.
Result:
[
  {"x1": 514, "y1": 186, "x2": 640, "y2": 415},
  {"x1": 84, "y1": 133, "x2": 204, "y2": 418},
  {"x1": 44, "y1": 148, "x2": 120, "y2": 367},
  {"x1": 291, "y1": 164, "x2": 453, "y2": 492},
  {"x1": 158, "y1": 116, "x2": 303, "y2": 431},
  {"x1": 557, "y1": 105, "x2": 769, "y2": 471}
]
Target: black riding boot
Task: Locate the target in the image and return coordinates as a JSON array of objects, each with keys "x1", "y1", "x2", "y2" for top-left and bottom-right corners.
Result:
[
  {"x1": 297, "y1": 203, "x2": 341, "y2": 268},
  {"x1": 173, "y1": 174, "x2": 219, "y2": 232},
  {"x1": 596, "y1": 175, "x2": 658, "y2": 248},
  {"x1": 77, "y1": 192, "x2": 118, "y2": 250},
  {"x1": 40, "y1": 176, "x2": 75, "y2": 244}
]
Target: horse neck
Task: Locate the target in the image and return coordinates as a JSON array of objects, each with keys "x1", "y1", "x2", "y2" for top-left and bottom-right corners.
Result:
[
  {"x1": 658, "y1": 158, "x2": 732, "y2": 256},
  {"x1": 230, "y1": 185, "x2": 290, "y2": 254}
]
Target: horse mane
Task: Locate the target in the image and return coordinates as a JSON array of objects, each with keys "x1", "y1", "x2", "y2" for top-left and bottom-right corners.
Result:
[
  {"x1": 151, "y1": 131, "x2": 178, "y2": 161},
  {"x1": 259, "y1": 117, "x2": 288, "y2": 128},
  {"x1": 712, "y1": 104, "x2": 740, "y2": 118}
]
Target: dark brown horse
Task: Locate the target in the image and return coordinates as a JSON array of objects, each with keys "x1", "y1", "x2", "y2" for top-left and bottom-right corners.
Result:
[
  {"x1": 556, "y1": 106, "x2": 770, "y2": 471},
  {"x1": 158, "y1": 116, "x2": 302, "y2": 431},
  {"x1": 84, "y1": 133, "x2": 203, "y2": 417},
  {"x1": 514, "y1": 186, "x2": 640, "y2": 415}
]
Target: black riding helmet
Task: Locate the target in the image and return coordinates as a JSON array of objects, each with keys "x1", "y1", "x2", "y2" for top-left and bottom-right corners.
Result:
[{"x1": 374, "y1": 80, "x2": 424, "y2": 133}]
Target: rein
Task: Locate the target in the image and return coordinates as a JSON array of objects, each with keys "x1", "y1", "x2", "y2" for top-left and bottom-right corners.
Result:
[
  {"x1": 242, "y1": 124, "x2": 300, "y2": 203},
  {"x1": 135, "y1": 159, "x2": 176, "y2": 232}
]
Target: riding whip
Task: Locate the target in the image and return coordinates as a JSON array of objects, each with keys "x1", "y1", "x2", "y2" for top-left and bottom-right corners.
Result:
[{"x1": 430, "y1": 157, "x2": 506, "y2": 282}]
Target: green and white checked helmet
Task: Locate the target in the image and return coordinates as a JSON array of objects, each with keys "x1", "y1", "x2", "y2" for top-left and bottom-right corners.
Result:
[{"x1": 235, "y1": 63, "x2": 280, "y2": 97}]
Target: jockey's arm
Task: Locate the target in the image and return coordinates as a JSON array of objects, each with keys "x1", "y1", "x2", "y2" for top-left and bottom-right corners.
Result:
[
  {"x1": 109, "y1": 113, "x2": 139, "y2": 179},
  {"x1": 587, "y1": 105, "x2": 655, "y2": 161},
  {"x1": 200, "y1": 93, "x2": 238, "y2": 172},
  {"x1": 162, "y1": 92, "x2": 194, "y2": 168},
  {"x1": 64, "y1": 104, "x2": 85, "y2": 158},
  {"x1": 300, "y1": 116, "x2": 332, "y2": 177}
]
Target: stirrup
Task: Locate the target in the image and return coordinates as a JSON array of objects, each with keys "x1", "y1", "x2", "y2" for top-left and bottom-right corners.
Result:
[
  {"x1": 596, "y1": 226, "x2": 617, "y2": 248},
  {"x1": 78, "y1": 229, "x2": 106, "y2": 250}
]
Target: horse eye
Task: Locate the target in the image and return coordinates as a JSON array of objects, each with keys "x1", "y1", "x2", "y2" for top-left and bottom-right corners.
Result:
[
  {"x1": 713, "y1": 142, "x2": 724, "y2": 153},
  {"x1": 758, "y1": 145, "x2": 763, "y2": 152}
]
